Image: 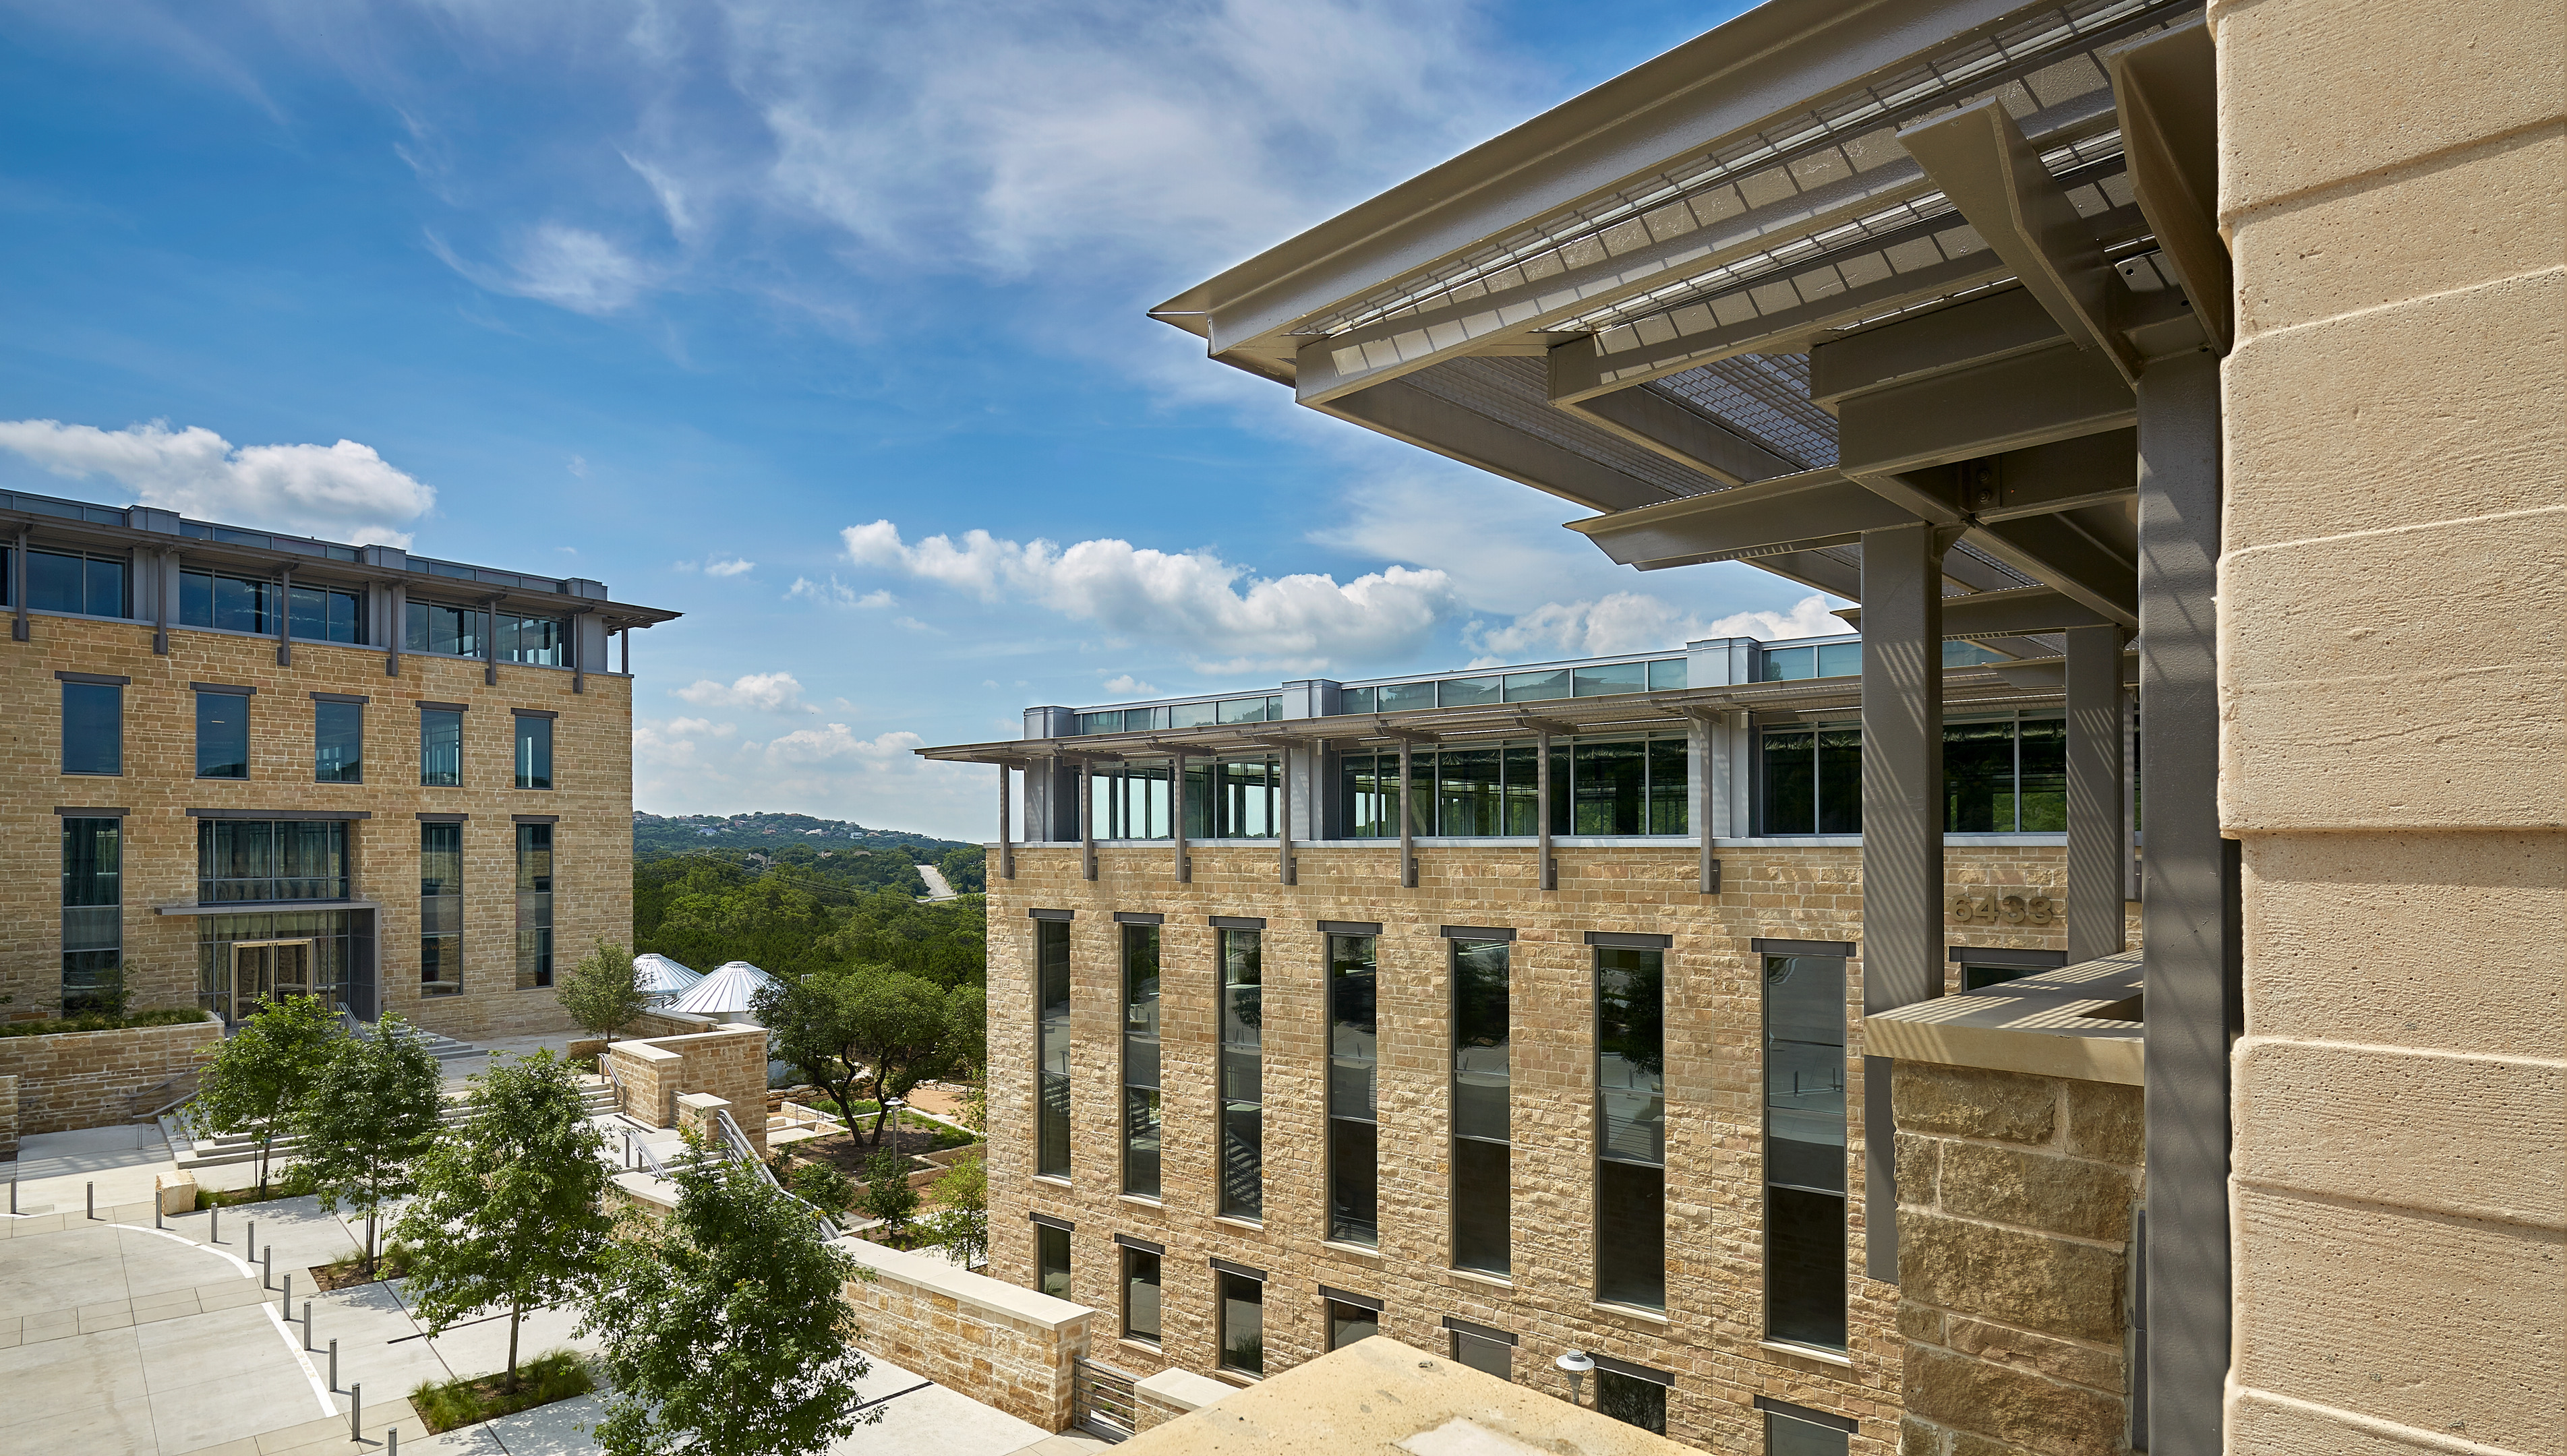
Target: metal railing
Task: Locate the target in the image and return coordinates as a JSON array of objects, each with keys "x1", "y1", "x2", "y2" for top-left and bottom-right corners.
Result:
[
  {"x1": 1073, "y1": 1360, "x2": 1138, "y2": 1441},
  {"x1": 713, "y1": 1108, "x2": 842, "y2": 1243}
]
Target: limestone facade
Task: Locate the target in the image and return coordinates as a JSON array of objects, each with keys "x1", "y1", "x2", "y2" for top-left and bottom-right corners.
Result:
[
  {"x1": 1, "y1": 610, "x2": 639, "y2": 1047},
  {"x1": 835, "y1": 1236, "x2": 1095, "y2": 1431},
  {"x1": 2212, "y1": 0, "x2": 2567, "y2": 1449},
  {"x1": 605, "y1": 1023, "x2": 771, "y2": 1155},
  {"x1": 984, "y1": 841, "x2": 2137, "y2": 1453}
]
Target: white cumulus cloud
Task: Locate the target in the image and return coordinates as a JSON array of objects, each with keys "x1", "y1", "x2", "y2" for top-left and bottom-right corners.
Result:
[
  {"x1": 761, "y1": 724, "x2": 926, "y2": 768},
  {"x1": 1101, "y1": 675, "x2": 1160, "y2": 696},
  {"x1": 0, "y1": 418, "x2": 436, "y2": 547},
  {"x1": 843, "y1": 519, "x2": 1457, "y2": 671},
  {"x1": 703, "y1": 556, "x2": 755, "y2": 577},
  {"x1": 673, "y1": 671, "x2": 815, "y2": 713}
]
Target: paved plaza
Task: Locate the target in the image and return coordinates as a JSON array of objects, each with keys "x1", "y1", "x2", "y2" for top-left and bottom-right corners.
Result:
[{"x1": 3, "y1": 1113, "x2": 1103, "y2": 1456}]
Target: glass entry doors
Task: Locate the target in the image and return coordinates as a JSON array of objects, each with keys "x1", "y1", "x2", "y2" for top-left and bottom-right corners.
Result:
[{"x1": 224, "y1": 938, "x2": 314, "y2": 1023}]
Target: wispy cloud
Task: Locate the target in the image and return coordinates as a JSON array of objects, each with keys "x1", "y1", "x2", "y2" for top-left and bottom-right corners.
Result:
[
  {"x1": 1465, "y1": 592, "x2": 1847, "y2": 663},
  {"x1": 0, "y1": 417, "x2": 434, "y2": 546},
  {"x1": 427, "y1": 222, "x2": 657, "y2": 315},
  {"x1": 844, "y1": 518, "x2": 1458, "y2": 671},
  {"x1": 703, "y1": 555, "x2": 754, "y2": 577}
]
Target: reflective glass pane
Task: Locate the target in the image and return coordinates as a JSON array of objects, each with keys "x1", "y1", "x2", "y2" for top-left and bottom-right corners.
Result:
[
  {"x1": 1595, "y1": 1371, "x2": 1667, "y2": 1434},
  {"x1": 28, "y1": 550, "x2": 82, "y2": 612},
  {"x1": 1327, "y1": 1118, "x2": 1378, "y2": 1246},
  {"x1": 1037, "y1": 1225, "x2": 1071, "y2": 1300},
  {"x1": 1217, "y1": 696, "x2": 1270, "y2": 725},
  {"x1": 1341, "y1": 753, "x2": 1389, "y2": 839},
  {"x1": 1123, "y1": 1250, "x2": 1160, "y2": 1341},
  {"x1": 2018, "y1": 717, "x2": 2066, "y2": 830},
  {"x1": 1817, "y1": 728, "x2": 1862, "y2": 835},
  {"x1": 420, "y1": 710, "x2": 463, "y2": 787},
  {"x1": 1572, "y1": 740, "x2": 1645, "y2": 835},
  {"x1": 1376, "y1": 681, "x2": 1435, "y2": 712},
  {"x1": 1218, "y1": 1275, "x2": 1264, "y2": 1374},
  {"x1": 1501, "y1": 744, "x2": 1541, "y2": 835},
  {"x1": 1436, "y1": 748, "x2": 1500, "y2": 836},
  {"x1": 514, "y1": 716, "x2": 553, "y2": 789},
  {"x1": 1452, "y1": 1137, "x2": 1509, "y2": 1275},
  {"x1": 1943, "y1": 719, "x2": 2016, "y2": 832},
  {"x1": 62, "y1": 683, "x2": 121, "y2": 775},
  {"x1": 1169, "y1": 701, "x2": 1215, "y2": 728},
  {"x1": 1762, "y1": 646, "x2": 1814, "y2": 681},
  {"x1": 1761, "y1": 731, "x2": 1814, "y2": 835},
  {"x1": 1572, "y1": 661, "x2": 1645, "y2": 696},
  {"x1": 1647, "y1": 738, "x2": 1687, "y2": 835},
  {"x1": 314, "y1": 701, "x2": 363, "y2": 783},
  {"x1": 1451, "y1": 940, "x2": 1509, "y2": 1142},
  {"x1": 1438, "y1": 675, "x2": 1500, "y2": 707},
  {"x1": 1328, "y1": 1302, "x2": 1378, "y2": 1351},
  {"x1": 1596, "y1": 1160, "x2": 1666, "y2": 1309},
  {"x1": 1764, "y1": 956, "x2": 1846, "y2": 1193},
  {"x1": 1451, "y1": 1330, "x2": 1509, "y2": 1380},
  {"x1": 195, "y1": 693, "x2": 249, "y2": 779},
  {"x1": 1647, "y1": 658, "x2": 1687, "y2": 691},
  {"x1": 1768, "y1": 1412, "x2": 1852, "y2": 1456},
  {"x1": 1817, "y1": 642, "x2": 1862, "y2": 677},
  {"x1": 1502, "y1": 669, "x2": 1568, "y2": 701},
  {"x1": 1598, "y1": 948, "x2": 1665, "y2": 1167},
  {"x1": 1340, "y1": 686, "x2": 1375, "y2": 715}
]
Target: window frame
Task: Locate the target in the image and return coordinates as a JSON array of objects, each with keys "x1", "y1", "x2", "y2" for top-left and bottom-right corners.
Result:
[
  {"x1": 1449, "y1": 935, "x2": 1511, "y2": 1277},
  {"x1": 1033, "y1": 917, "x2": 1073, "y2": 1181},
  {"x1": 1119, "y1": 1245, "x2": 1162, "y2": 1345},
  {"x1": 419, "y1": 707, "x2": 465, "y2": 788},
  {"x1": 314, "y1": 698, "x2": 364, "y2": 784},
  {"x1": 516, "y1": 822, "x2": 555, "y2": 990},
  {"x1": 1761, "y1": 951, "x2": 1849, "y2": 1353},
  {"x1": 61, "y1": 816, "x2": 123, "y2": 1014},
  {"x1": 1325, "y1": 932, "x2": 1380, "y2": 1248},
  {"x1": 60, "y1": 679, "x2": 123, "y2": 777},
  {"x1": 1595, "y1": 943, "x2": 1668, "y2": 1312},
  {"x1": 1120, "y1": 923, "x2": 1162, "y2": 1200},
  {"x1": 1218, "y1": 927, "x2": 1264, "y2": 1221},
  {"x1": 513, "y1": 712, "x2": 554, "y2": 791},
  {"x1": 419, "y1": 821, "x2": 464, "y2": 998},
  {"x1": 1216, "y1": 1269, "x2": 1266, "y2": 1376},
  {"x1": 194, "y1": 688, "x2": 252, "y2": 780}
]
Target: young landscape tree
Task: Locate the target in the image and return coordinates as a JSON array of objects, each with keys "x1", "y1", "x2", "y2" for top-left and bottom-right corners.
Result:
[
  {"x1": 296, "y1": 1012, "x2": 444, "y2": 1274},
  {"x1": 916, "y1": 1149, "x2": 987, "y2": 1268},
  {"x1": 558, "y1": 938, "x2": 649, "y2": 1041},
  {"x1": 397, "y1": 1050, "x2": 613, "y2": 1392},
  {"x1": 857, "y1": 1147, "x2": 920, "y2": 1246},
  {"x1": 191, "y1": 992, "x2": 342, "y2": 1196},
  {"x1": 585, "y1": 1147, "x2": 875, "y2": 1456}
]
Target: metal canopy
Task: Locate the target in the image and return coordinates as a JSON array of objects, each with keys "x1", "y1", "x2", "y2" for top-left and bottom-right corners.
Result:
[{"x1": 1154, "y1": 0, "x2": 2212, "y2": 621}]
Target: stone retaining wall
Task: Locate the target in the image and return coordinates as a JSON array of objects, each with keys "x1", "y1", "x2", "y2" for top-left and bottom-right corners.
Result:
[
  {"x1": 835, "y1": 1236, "x2": 1093, "y2": 1431},
  {"x1": 0, "y1": 1017, "x2": 222, "y2": 1137},
  {"x1": 605, "y1": 1022, "x2": 769, "y2": 1155},
  {"x1": 1892, "y1": 1060, "x2": 2144, "y2": 1456}
]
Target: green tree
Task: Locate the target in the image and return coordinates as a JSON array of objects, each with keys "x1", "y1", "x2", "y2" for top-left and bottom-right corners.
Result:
[
  {"x1": 858, "y1": 1148, "x2": 920, "y2": 1244},
  {"x1": 191, "y1": 993, "x2": 341, "y2": 1196},
  {"x1": 295, "y1": 1013, "x2": 444, "y2": 1274},
  {"x1": 584, "y1": 1149, "x2": 875, "y2": 1456},
  {"x1": 558, "y1": 939, "x2": 649, "y2": 1039},
  {"x1": 935, "y1": 845, "x2": 986, "y2": 895},
  {"x1": 753, "y1": 968, "x2": 872, "y2": 1136},
  {"x1": 842, "y1": 972, "x2": 968, "y2": 1147},
  {"x1": 397, "y1": 1050, "x2": 613, "y2": 1391},
  {"x1": 788, "y1": 1160, "x2": 852, "y2": 1215},
  {"x1": 917, "y1": 1149, "x2": 986, "y2": 1267}
]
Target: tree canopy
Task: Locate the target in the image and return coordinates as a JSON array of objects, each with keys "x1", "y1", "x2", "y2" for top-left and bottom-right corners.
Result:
[
  {"x1": 755, "y1": 965, "x2": 976, "y2": 1147},
  {"x1": 397, "y1": 1050, "x2": 614, "y2": 1390},
  {"x1": 558, "y1": 938, "x2": 649, "y2": 1039},
  {"x1": 295, "y1": 1012, "x2": 444, "y2": 1273},
  {"x1": 585, "y1": 1149, "x2": 874, "y2": 1456},
  {"x1": 191, "y1": 992, "x2": 341, "y2": 1195}
]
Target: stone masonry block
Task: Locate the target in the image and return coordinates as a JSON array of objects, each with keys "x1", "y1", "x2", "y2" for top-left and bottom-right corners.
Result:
[
  {"x1": 1943, "y1": 1316, "x2": 2121, "y2": 1394},
  {"x1": 2063, "y1": 1081, "x2": 2142, "y2": 1167},
  {"x1": 1903, "y1": 1343, "x2": 2123, "y2": 1456},
  {"x1": 2241, "y1": 830, "x2": 2566, "y2": 1060},
  {"x1": 1896, "y1": 1133, "x2": 1940, "y2": 1209},
  {"x1": 2214, "y1": 0, "x2": 2566, "y2": 216},
  {"x1": 2234, "y1": 1037, "x2": 2565, "y2": 1230},
  {"x1": 1935, "y1": 1142, "x2": 2135, "y2": 1244},
  {"x1": 2233, "y1": 1184, "x2": 2564, "y2": 1453},
  {"x1": 1892, "y1": 1063, "x2": 2057, "y2": 1145},
  {"x1": 2221, "y1": 506, "x2": 2564, "y2": 832},
  {"x1": 2223, "y1": 268, "x2": 2565, "y2": 545},
  {"x1": 1898, "y1": 1212, "x2": 2122, "y2": 1343}
]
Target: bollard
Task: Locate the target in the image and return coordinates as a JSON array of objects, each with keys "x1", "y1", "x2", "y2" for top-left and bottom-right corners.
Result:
[
  {"x1": 329, "y1": 1337, "x2": 338, "y2": 1392},
  {"x1": 155, "y1": 1196, "x2": 166, "y2": 1231},
  {"x1": 210, "y1": 1205, "x2": 220, "y2": 1243},
  {"x1": 279, "y1": 1272, "x2": 292, "y2": 1320},
  {"x1": 302, "y1": 1299, "x2": 314, "y2": 1351},
  {"x1": 247, "y1": 1219, "x2": 257, "y2": 1257},
  {"x1": 8, "y1": 1178, "x2": 16, "y2": 1215},
  {"x1": 349, "y1": 1383, "x2": 361, "y2": 1442},
  {"x1": 263, "y1": 1245, "x2": 273, "y2": 1290},
  {"x1": 87, "y1": 1182, "x2": 96, "y2": 1219},
  {"x1": 388, "y1": 1426, "x2": 399, "y2": 1455}
]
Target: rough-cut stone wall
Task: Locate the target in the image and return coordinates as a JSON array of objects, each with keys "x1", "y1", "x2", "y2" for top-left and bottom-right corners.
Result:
[
  {"x1": 0, "y1": 1073, "x2": 18, "y2": 1157},
  {"x1": 2211, "y1": 0, "x2": 2566, "y2": 1448},
  {"x1": 1892, "y1": 1061, "x2": 2142, "y2": 1456},
  {"x1": 0, "y1": 614, "x2": 635, "y2": 1043},
  {"x1": 836, "y1": 1236, "x2": 1092, "y2": 1431},
  {"x1": 0, "y1": 1017, "x2": 220, "y2": 1136},
  {"x1": 606, "y1": 1023, "x2": 769, "y2": 1154},
  {"x1": 982, "y1": 840, "x2": 2134, "y2": 1453}
]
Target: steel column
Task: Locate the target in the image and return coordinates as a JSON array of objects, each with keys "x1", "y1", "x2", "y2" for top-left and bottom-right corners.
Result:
[
  {"x1": 1276, "y1": 748, "x2": 1295, "y2": 885},
  {"x1": 154, "y1": 548, "x2": 171, "y2": 655},
  {"x1": 1171, "y1": 754, "x2": 1190, "y2": 882},
  {"x1": 1537, "y1": 731, "x2": 1555, "y2": 890},
  {"x1": 10, "y1": 528, "x2": 25, "y2": 641},
  {"x1": 275, "y1": 568, "x2": 293, "y2": 665},
  {"x1": 1690, "y1": 712, "x2": 1720, "y2": 893},
  {"x1": 387, "y1": 583, "x2": 405, "y2": 678},
  {"x1": 2137, "y1": 348, "x2": 2233, "y2": 1455},
  {"x1": 997, "y1": 764, "x2": 1014, "y2": 881},
  {"x1": 2065, "y1": 623, "x2": 2129, "y2": 961},
  {"x1": 1858, "y1": 518, "x2": 1950, "y2": 1283},
  {"x1": 1078, "y1": 759, "x2": 1096, "y2": 882},
  {"x1": 1398, "y1": 739, "x2": 1417, "y2": 888}
]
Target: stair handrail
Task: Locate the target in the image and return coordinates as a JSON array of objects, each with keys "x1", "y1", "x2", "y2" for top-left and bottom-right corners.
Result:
[
  {"x1": 713, "y1": 1108, "x2": 841, "y2": 1242},
  {"x1": 601, "y1": 1057, "x2": 629, "y2": 1120}
]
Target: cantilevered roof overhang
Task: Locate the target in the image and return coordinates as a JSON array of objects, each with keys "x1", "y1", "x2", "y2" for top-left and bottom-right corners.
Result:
[{"x1": 1152, "y1": 0, "x2": 2225, "y2": 625}]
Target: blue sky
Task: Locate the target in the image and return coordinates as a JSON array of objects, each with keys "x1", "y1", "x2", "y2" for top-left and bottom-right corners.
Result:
[{"x1": 0, "y1": 0, "x2": 1837, "y2": 841}]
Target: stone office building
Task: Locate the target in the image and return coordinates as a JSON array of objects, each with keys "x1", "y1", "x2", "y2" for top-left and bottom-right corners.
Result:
[
  {"x1": 928, "y1": 630, "x2": 2145, "y2": 1453},
  {"x1": 935, "y1": 0, "x2": 2562, "y2": 1451},
  {"x1": 1, "y1": 486, "x2": 678, "y2": 1043}
]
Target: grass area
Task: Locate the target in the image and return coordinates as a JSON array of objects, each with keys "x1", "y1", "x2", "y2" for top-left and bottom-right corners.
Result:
[
  {"x1": 1, "y1": 1007, "x2": 210, "y2": 1038},
  {"x1": 410, "y1": 1348, "x2": 595, "y2": 1434},
  {"x1": 196, "y1": 1163, "x2": 320, "y2": 1208},
  {"x1": 786, "y1": 1102, "x2": 974, "y2": 1149}
]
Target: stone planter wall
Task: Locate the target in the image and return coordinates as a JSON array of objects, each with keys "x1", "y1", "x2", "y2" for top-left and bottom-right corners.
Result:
[
  {"x1": 604, "y1": 1022, "x2": 770, "y2": 1155},
  {"x1": 1892, "y1": 1060, "x2": 2145, "y2": 1456},
  {"x1": 835, "y1": 1236, "x2": 1093, "y2": 1431},
  {"x1": 0, "y1": 1017, "x2": 221, "y2": 1138}
]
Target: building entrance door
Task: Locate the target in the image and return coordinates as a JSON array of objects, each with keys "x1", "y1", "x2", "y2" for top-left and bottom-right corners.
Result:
[{"x1": 226, "y1": 939, "x2": 315, "y2": 1024}]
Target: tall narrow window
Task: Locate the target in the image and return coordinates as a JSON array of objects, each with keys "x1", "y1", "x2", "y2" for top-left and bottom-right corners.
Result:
[
  {"x1": 196, "y1": 690, "x2": 249, "y2": 779},
  {"x1": 1765, "y1": 954, "x2": 1847, "y2": 1350},
  {"x1": 1450, "y1": 936, "x2": 1510, "y2": 1275},
  {"x1": 314, "y1": 699, "x2": 363, "y2": 783},
  {"x1": 1764, "y1": 1404, "x2": 1853, "y2": 1455},
  {"x1": 1326, "y1": 933, "x2": 1379, "y2": 1246},
  {"x1": 514, "y1": 713, "x2": 554, "y2": 790},
  {"x1": 1597, "y1": 946, "x2": 1667, "y2": 1309},
  {"x1": 421, "y1": 823, "x2": 463, "y2": 997},
  {"x1": 1218, "y1": 1270, "x2": 1266, "y2": 1376},
  {"x1": 61, "y1": 818, "x2": 122, "y2": 1014},
  {"x1": 61, "y1": 680, "x2": 121, "y2": 776},
  {"x1": 1035, "y1": 1222, "x2": 1071, "y2": 1300},
  {"x1": 1035, "y1": 919, "x2": 1072, "y2": 1180},
  {"x1": 1219, "y1": 928, "x2": 1263, "y2": 1220},
  {"x1": 1121, "y1": 924, "x2": 1162, "y2": 1199},
  {"x1": 516, "y1": 824, "x2": 554, "y2": 989},
  {"x1": 420, "y1": 708, "x2": 463, "y2": 787},
  {"x1": 1121, "y1": 1246, "x2": 1161, "y2": 1344}
]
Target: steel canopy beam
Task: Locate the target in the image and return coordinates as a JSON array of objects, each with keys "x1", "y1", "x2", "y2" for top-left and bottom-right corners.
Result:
[
  {"x1": 1835, "y1": 584, "x2": 2117, "y2": 638},
  {"x1": 1967, "y1": 515, "x2": 2138, "y2": 628},
  {"x1": 1563, "y1": 386, "x2": 1800, "y2": 487},
  {"x1": 2110, "y1": 19, "x2": 2231, "y2": 354},
  {"x1": 1318, "y1": 379, "x2": 1689, "y2": 514},
  {"x1": 1897, "y1": 98, "x2": 2142, "y2": 386},
  {"x1": 1836, "y1": 339, "x2": 2138, "y2": 478},
  {"x1": 1564, "y1": 470, "x2": 1930, "y2": 569}
]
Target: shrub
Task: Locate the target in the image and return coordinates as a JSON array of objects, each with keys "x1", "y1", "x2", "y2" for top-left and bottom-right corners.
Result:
[
  {"x1": 789, "y1": 1161, "x2": 854, "y2": 1214},
  {"x1": 411, "y1": 1348, "x2": 595, "y2": 1434},
  {"x1": 0, "y1": 1007, "x2": 210, "y2": 1038}
]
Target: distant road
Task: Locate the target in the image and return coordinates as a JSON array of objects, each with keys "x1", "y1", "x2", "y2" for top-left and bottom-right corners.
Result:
[{"x1": 917, "y1": 865, "x2": 958, "y2": 901}]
